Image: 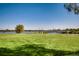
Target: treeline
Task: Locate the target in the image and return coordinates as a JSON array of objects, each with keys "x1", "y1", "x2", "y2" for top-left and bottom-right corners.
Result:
[
  {"x1": 0, "y1": 29, "x2": 15, "y2": 32},
  {"x1": 0, "y1": 28, "x2": 79, "y2": 34},
  {"x1": 62, "y1": 28, "x2": 79, "y2": 34}
]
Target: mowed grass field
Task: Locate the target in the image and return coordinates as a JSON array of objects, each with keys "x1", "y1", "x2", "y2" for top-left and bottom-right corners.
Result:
[{"x1": 0, "y1": 34, "x2": 79, "y2": 56}]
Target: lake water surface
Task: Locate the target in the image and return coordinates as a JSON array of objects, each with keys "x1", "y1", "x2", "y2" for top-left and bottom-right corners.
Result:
[{"x1": 0, "y1": 32, "x2": 59, "y2": 34}]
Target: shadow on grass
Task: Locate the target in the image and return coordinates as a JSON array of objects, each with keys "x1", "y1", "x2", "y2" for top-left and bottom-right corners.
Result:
[{"x1": 0, "y1": 44, "x2": 79, "y2": 56}]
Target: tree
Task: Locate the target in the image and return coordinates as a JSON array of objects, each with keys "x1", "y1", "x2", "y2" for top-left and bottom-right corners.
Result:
[
  {"x1": 64, "y1": 3, "x2": 79, "y2": 14},
  {"x1": 5, "y1": 29, "x2": 9, "y2": 32},
  {"x1": 15, "y1": 24, "x2": 24, "y2": 33}
]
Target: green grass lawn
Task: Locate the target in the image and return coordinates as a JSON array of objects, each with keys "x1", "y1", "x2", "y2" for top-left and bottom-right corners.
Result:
[{"x1": 0, "y1": 34, "x2": 79, "y2": 56}]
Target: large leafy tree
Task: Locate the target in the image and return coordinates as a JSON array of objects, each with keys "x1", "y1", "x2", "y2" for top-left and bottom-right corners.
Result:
[
  {"x1": 64, "y1": 3, "x2": 79, "y2": 14},
  {"x1": 15, "y1": 24, "x2": 24, "y2": 33}
]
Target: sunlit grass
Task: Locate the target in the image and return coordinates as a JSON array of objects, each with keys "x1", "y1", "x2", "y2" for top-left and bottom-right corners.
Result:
[{"x1": 0, "y1": 34, "x2": 79, "y2": 56}]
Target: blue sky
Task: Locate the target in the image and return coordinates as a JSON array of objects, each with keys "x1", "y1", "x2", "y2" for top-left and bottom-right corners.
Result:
[{"x1": 0, "y1": 3, "x2": 79, "y2": 30}]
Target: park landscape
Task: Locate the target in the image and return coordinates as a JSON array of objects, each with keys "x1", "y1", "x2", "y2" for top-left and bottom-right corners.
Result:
[{"x1": 0, "y1": 3, "x2": 79, "y2": 56}]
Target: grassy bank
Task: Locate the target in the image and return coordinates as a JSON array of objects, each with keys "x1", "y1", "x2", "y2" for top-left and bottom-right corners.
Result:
[{"x1": 0, "y1": 34, "x2": 79, "y2": 56}]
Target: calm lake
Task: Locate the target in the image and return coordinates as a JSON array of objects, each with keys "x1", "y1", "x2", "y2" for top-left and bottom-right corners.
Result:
[{"x1": 0, "y1": 32, "x2": 59, "y2": 34}]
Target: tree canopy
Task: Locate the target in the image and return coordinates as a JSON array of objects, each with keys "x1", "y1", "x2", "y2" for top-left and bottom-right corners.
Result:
[
  {"x1": 15, "y1": 24, "x2": 24, "y2": 33},
  {"x1": 64, "y1": 3, "x2": 79, "y2": 14}
]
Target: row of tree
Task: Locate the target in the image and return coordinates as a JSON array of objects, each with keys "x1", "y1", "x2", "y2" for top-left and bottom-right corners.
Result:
[
  {"x1": 62, "y1": 28, "x2": 79, "y2": 34},
  {"x1": 0, "y1": 24, "x2": 79, "y2": 34},
  {"x1": 15, "y1": 24, "x2": 79, "y2": 34}
]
